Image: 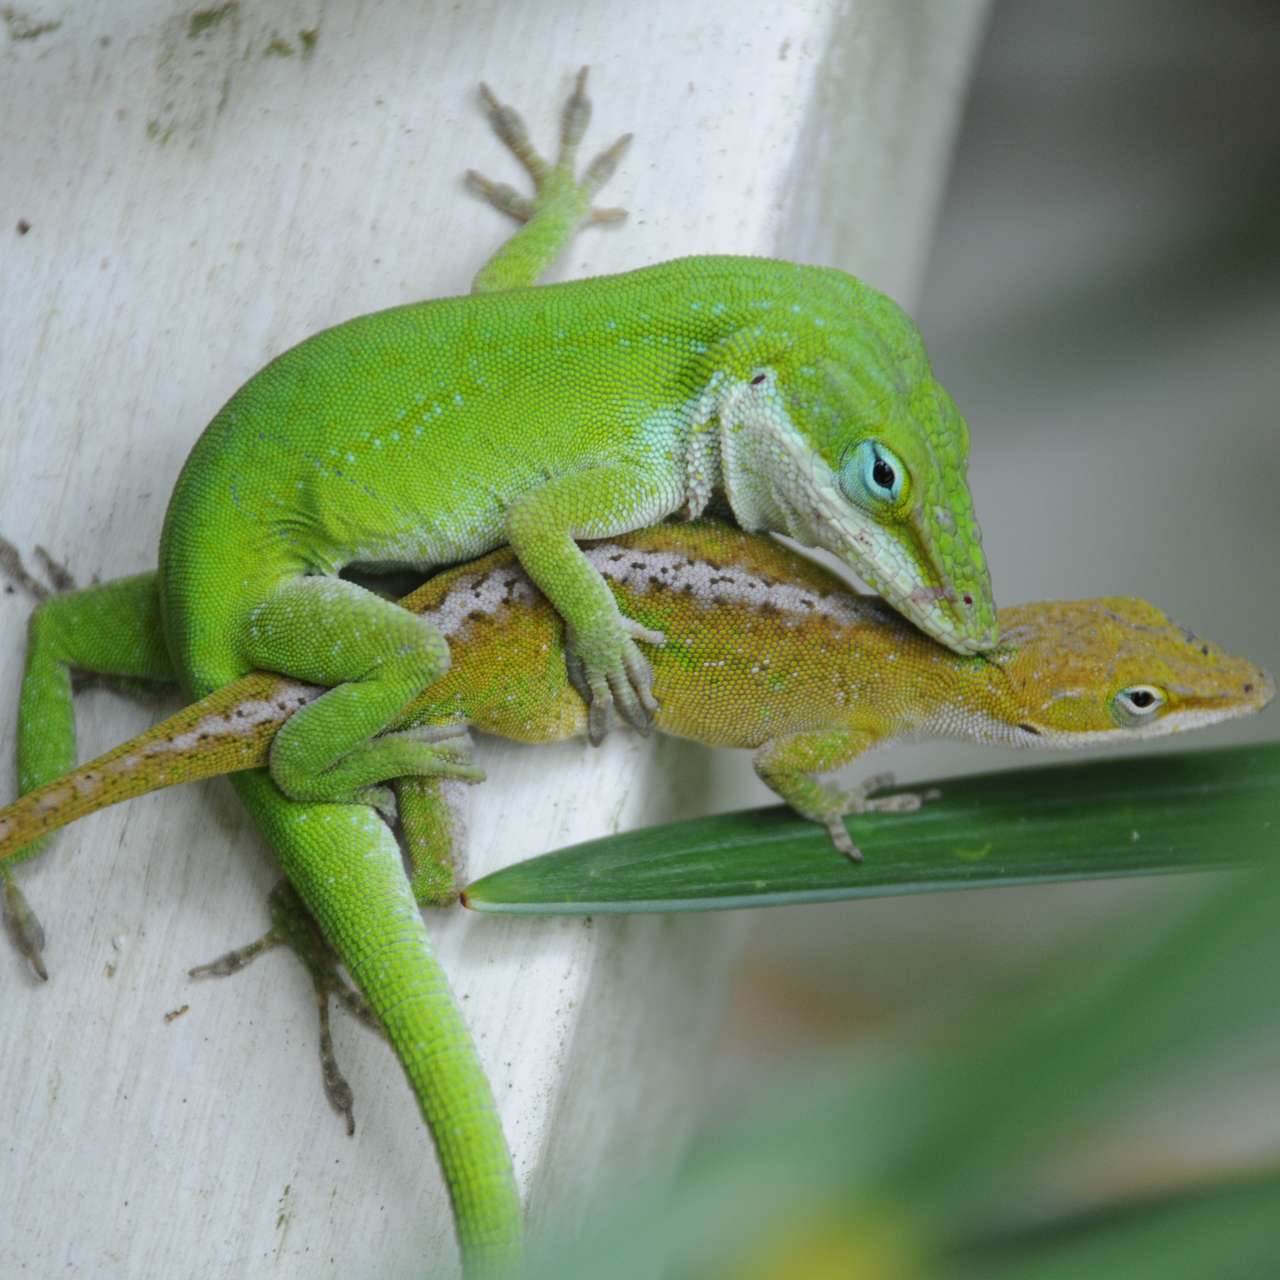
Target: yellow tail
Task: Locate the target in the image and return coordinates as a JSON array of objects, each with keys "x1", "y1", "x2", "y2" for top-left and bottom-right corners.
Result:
[{"x1": 0, "y1": 672, "x2": 317, "y2": 862}]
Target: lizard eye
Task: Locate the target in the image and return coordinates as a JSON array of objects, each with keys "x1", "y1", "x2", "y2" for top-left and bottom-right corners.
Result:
[
  {"x1": 839, "y1": 440, "x2": 907, "y2": 508},
  {"x1": 1112, "y1": 684, "x2": 1166, "y2": 727}
]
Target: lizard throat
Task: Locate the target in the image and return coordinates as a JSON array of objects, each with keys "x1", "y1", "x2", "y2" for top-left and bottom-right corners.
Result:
[{"x1": 700, "y1": 372, "x2": 968, "y2": 650}]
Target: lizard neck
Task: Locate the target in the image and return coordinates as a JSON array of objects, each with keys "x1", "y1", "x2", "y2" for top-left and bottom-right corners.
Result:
[
  {"x1": 927, "y1": 661, "x2": 1027, "y2": 747},
  {"x1": 680, "y1": 369, "x2": 816, "y2": 540}
]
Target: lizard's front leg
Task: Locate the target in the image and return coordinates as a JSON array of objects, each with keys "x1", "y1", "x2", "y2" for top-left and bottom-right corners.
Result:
[
  {"x1": 505, "y1": 462, "x2": 679, "y2": 743},
  {"x1": 754, "y1": 729, "x2": 936, "y2": 861}
]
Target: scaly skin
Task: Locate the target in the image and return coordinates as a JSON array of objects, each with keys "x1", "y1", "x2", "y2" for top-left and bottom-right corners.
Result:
[
  {"x1": 2, "y1": 520, "x2": 1270, "y2": 879},
  {"x1": 5, "y1": 69, "x2": 990, "y2": 1275}
]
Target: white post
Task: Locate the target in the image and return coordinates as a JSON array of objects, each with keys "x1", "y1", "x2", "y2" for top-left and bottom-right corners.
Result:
[{"x1": 0, "y1": 2, "x2": 988, "y2": 1274}]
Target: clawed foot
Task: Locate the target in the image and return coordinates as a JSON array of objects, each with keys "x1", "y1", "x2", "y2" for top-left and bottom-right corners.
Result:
[
  {"x1": 2, "y1": 871, "x2": 48, "y2": 980},
  {"x1": 466, "y1": 67, "x2": 632, "y2": 229},
  {"x1": 823, "y1": 774, "x2": 943, "y2": 861},
  {"x1": 0, "y1": 535, "x2": 76, "y2": 603},
  {"x1": 352, "y1": 725, "x2": 483, "y2": 817},
  {"x1": 190, "y1": 881, "x2": 383, "y2": 1136},
  {"x1": 564, "y1": 615, "x2": 665, "y2": 745},
  {"x1": 281, "y1": 725, "x2": 485, "y2": 808}
]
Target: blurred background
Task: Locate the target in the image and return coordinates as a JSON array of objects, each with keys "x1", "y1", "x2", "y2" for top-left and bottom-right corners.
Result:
[{"x1": 714, "y1": 0, "x2": 1280, "y2": 1182}]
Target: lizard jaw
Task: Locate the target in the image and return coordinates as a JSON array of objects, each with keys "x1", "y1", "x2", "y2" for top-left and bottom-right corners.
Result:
[{"x1": 713, "y1": 371, "x2": 986, "y2": 653}]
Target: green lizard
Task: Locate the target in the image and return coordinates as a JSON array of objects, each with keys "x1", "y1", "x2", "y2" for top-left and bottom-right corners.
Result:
[{"x1": 1, "y1": 519, "x2": 1268, "y2": 1270}]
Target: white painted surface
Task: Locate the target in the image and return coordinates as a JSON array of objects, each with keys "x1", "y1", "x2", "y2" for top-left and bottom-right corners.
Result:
[{"x1": 0, "y1": 1, "x2": 987, "y2": 1274}]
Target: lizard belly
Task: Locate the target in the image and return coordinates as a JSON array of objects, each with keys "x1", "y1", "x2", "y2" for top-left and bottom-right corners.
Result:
[{"x1": 158, "y1": 457, "x2": 529, "y2": 697}]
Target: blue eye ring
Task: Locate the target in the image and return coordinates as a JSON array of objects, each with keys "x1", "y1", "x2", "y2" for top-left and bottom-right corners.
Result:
[{"x1": 838, "y1": 440, "x2": 907, "y2": 508}]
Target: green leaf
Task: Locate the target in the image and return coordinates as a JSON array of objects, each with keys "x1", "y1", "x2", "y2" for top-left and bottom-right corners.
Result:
[
  {"x1": 520, "y1": 838, "x2": 1280, "y2": 1280},
  {"x1": 462, "y1": 743, "x2": 1279, "y2": 914}
]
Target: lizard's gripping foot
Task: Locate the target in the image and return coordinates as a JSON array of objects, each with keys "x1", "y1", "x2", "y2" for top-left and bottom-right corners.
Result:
[
  {"x1": 466, "y1": 67, "x2": 633, "y2": 232},
  {"x1": 279, "y1": 726, "x2": 484, "y2": 808},
  {"x1": 824, "y1": 774, "x2": 943, "y2": 861},
  {"x1": 0, "y1": 535, "x2": 77, "y2": 603},
  {"x1": 564, "y1": 615, "x2": 665, "y2": 745},
  {"x1": 190, "y1": 881, "x2": 383, "y2": 1136},
  {"x1": 3, "y1": 871, "x2": 48, "y2": 980}
]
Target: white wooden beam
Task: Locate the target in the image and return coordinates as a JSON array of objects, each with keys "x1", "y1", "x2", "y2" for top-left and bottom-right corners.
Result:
[{"x1": 0, "y1": 1, "x2": 988, "y2": 1273}]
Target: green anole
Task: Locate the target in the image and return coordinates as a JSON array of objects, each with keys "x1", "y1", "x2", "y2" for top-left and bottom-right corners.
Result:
[
  {"x1": 6, "y1": 70, "x2": 998, "y2": 1273},
  {"x1": 2, "y1": 518, "x2": 1269, "y2": 1270}
]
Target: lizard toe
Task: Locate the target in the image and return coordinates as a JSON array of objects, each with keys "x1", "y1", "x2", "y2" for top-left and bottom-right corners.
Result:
[{"x1": 824, "y1": 816, "x2": 864, "y2": 862}]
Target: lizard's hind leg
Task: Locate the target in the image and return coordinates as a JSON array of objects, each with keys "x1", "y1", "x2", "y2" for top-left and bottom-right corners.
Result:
[
  {"x1": 242, "y1": 576, "x2": 482, "y2": 805},
  {"x1": 397, "y1": 774, "x2": 474, "y2": 906},
  {"x1": 1, "y1": 539, "x2": 174, "y2": 976},
  {"x1": 191, "y1": 774, "x2": 477, "y2": 1131},
  {"x1": 190, "y1": 879, "x2": 382, "y2": 1137}
]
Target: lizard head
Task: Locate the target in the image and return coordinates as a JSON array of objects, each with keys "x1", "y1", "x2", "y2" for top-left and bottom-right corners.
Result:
[
  {"x1": 712, "y1": 272, "x2": 997, "y2": 656},
  {"x1": 981, "y1": 597, "x2": 1274, "y2": 746}
]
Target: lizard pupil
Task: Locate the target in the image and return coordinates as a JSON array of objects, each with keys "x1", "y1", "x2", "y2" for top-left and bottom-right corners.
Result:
[
  {"x1": 872, "y1": 458, "x2": 895, "y2": 491},
  {"x1": 1130, "y1": 690, "x2": 1154, "y2": 708}
]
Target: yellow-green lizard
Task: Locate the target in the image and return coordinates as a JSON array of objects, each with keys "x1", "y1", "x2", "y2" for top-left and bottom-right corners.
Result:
[
  {"x1": 1, "y1": 518, "x2": 1269, "y2": 1272},
  {"x1": 7, "y1": 67, "x2": 991, "y2": 1275},
  {"x1": 3, "y1": 519, "x2": 1269, "y2": 887}
]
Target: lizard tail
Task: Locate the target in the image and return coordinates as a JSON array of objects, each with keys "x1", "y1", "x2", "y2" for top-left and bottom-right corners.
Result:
[
  {"x1": 232, "y1": 770, "x2": 524, "y2": 1275},
  {"x1": 0, "y1": 672, "x2": 315, "y2": 864}
]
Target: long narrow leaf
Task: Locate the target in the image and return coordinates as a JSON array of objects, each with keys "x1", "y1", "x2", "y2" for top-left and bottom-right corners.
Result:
[{"x1": 462, "y1": 743, "x2": 1279, "y2": 914}]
